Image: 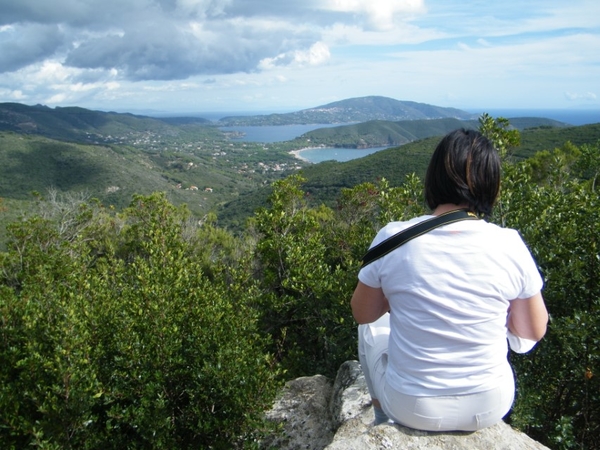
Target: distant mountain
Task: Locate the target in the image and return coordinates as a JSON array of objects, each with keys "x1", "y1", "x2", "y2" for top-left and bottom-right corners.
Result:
[
  {"x1": 0, "y1": 101, "x2": 569, "y2": 148},
  {"x1": 0, "y1": 103, "x2": 217, "y2": 143},
  {"x1": 218, "y1": 96, "x2": 478, "y2": 126}
]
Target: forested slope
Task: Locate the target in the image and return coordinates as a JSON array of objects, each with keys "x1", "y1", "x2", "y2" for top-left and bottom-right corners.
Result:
[
  {"x1": 292, "y1": 116, "x2": 567, "y2": 148},
  {"x1": 217, "y1": 123, "x2": 600, "y2": 229}
]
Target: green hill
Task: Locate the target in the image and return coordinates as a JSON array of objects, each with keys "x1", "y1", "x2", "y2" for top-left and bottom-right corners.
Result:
[
  {"x1": 0, "y1": 133, "x2": 194, "y2": 207},
  {"x1": 292, "y1": 117, "x2": 568, "y2": 148},
  {"x1": 0, "y1": 132, "x2": 263, "y2": 230},
  {"x1": 292, "y1": 119, "x2": 469, "y2": 148},
  {"x1": 0, "y1": 103, "x2": 221, "y2": 143},
  {"x1": 216, "y1": 122, "x2": 600, "y2": 229}
]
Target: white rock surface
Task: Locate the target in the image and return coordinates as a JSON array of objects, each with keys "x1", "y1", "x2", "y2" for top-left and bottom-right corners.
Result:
[{"x1": 263, "y1": 360, "x2": 549, "y2": 450}]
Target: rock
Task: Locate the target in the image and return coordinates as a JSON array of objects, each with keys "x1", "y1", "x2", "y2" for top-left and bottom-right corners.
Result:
[
  {"x1": 327, "y1": 419, "x2": 549, "y2": 450},
  {"x1": 263, "y1": 374, "x2": 335, "y2": 450},
  {"x1": 263, "y1": 360, "x2": 549, "y2": 450},
  {"x1": 329, "y1": 360, "x2": 373, "y2": 430}
]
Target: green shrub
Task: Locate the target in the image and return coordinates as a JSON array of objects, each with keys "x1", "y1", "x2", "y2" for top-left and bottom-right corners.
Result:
[
  {"x1": 251, "y1": 174, "x2": 425, "y2": 379},
  {"x1": 500, "y1": 143, "x2": 600, "y2": 449},
  {"x1": 252, "y1": 175, "x2": 356, "y2": 378},
  {"x1": 0, "y1": 193, "x2": 279, "y2": 449}
]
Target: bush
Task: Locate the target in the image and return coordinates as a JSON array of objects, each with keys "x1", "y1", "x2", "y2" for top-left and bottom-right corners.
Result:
[
  {"x1": 251, "y1": 174, "x2": 425, "y2": 378},
  {"x1": 501, "y1": 147, "x2": 600, "y2": 449},
  {"x1": 0, "y1": 193, "x2": 279, "y2": 449}
]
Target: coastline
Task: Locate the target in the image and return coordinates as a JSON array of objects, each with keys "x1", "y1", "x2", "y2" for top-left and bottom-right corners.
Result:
[
  {"x1": 289, "y1": 145, "x2": 391, "y2": 164},
  {"x1": 288, "y1": 148, "x2": 315, "y2": 163}
]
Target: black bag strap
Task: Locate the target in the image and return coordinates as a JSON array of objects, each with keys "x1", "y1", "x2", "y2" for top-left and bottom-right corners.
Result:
[{"x1": 361, "y1": 209, "x2": 480, "y2": 268}]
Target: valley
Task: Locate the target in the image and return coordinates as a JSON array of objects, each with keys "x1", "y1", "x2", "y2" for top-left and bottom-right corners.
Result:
[{"x1": 1, "y1": 96, "x2": 599, "y2": 242}]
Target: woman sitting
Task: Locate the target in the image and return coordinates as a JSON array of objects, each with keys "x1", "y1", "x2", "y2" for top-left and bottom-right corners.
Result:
[{"x1": 351, "y1": 128, "x2": 548, "y2": 431}]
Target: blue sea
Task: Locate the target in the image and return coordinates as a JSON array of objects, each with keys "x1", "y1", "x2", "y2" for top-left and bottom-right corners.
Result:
[
  {"x1": 217, "y1": 109, "x2": 600, "y2": 164},
  {"x1": 294, "y1": 147, "x2": 391, "y2": 163},
  {"x1": 470, "y1": 109, "x2": 600, "y2": 126}
]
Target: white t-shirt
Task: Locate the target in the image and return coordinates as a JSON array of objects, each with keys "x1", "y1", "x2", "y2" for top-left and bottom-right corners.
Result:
[{"x1": 358, "y1": 215, "x2": 543, "y2": 396}]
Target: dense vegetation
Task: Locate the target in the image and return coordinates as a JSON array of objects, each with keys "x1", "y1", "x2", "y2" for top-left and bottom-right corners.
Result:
[
  {"x1": 0, "y1": 129, "x2": 304, "y2": 239},
  {"x1": 218, "y1": 122, "x2": 600, "y2": 229},
  {"x1": 290, "y1": 116, "x2": 566, "y2": 148},
  {"x1": 0, "y1": 112, "x2": 599, "y2": 448}
]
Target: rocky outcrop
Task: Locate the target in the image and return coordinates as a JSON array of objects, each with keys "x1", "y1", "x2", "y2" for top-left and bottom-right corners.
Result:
[{"x1": 263, "y1": 360, "x2": 549, "y2": 450}]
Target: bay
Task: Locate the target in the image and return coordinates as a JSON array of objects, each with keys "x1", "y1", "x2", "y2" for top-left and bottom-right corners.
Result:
[
  {"x1": 218, "y1": 108, "x2": 600, "y2": 164},
  {"x1": 293, "y1": 147, "x2": 390, "y2": 163},
  {"x1": 219, "y1": 123, "x2": 391, "y2": 163}
]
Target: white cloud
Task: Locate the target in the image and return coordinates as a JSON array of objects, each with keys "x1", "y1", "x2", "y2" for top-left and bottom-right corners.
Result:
[
  {"x1": 0, "y1": 88, "x2": 25, "y2": 101},
  {"x1": 565, "y1": 91, "x2": 597, "y2": 101},
  {"x1": 37, "y1": 61, "x2": 73, "y2": 83},
  {"x1": 0, "y1": 0, "x2": 598, "y2": 111},
  {"x1": 45, "y1": 93, "x2": 68, "y2": 104},
  {"x1": 323, "y1": 0, "x2": 425, "y2": 30},
  {"x1": 294, "y1": 42, "x2": 331, "y2": 66}
]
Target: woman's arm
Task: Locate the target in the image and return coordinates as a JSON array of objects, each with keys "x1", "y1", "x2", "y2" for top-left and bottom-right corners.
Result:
[
  {"x1": 507, "y1": 292, "x2": 548, "y2": 341},
  {"x1": 351, "y1": 281, "x2": 389, "y2": 324}
]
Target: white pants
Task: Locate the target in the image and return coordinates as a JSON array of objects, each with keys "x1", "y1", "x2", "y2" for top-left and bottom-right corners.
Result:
[{"x1": 358, "y1": 313, "x2": 515, "y2": 431}]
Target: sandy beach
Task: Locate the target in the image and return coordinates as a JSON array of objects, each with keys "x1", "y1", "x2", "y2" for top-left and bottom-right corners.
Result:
[{"x1": 288, "y1": 148, "x2": 315, "y2": 163}]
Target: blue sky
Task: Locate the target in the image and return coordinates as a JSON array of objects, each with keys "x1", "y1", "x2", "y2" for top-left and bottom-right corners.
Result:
[{"x1": 0, "y1": 0, "x2": 599, "y2": 114}]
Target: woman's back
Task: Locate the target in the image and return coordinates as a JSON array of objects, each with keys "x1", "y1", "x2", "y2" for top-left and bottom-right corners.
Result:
[
  {"x1": 359, "y1": 216, "x2": 542, "y2": 395},
  {"x1": 351, "y1": 129, "x2": 547, "y2": 431}
]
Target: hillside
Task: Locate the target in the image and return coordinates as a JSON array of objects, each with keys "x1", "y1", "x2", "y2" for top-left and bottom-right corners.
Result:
[
  {"x1": 216, "y1": 122, "x2": 600, "y2": 229},
  {"x1": 0, "y1": 131, "x2": 285, "y2": 236},
  {"x1": 0, "y1": 103, "x2": 304, "y2": 234},
  {"x1": 0, "y1": 103, "x2": 220, "y2": 144},
  {"x1": 0, "y1": 100, "x2": 594, "y2": 236},
  {"x1": 217, "y1": 96, "x2": 478, "y2": 126},
  {"x1": 291, "y1": 117, "x2": 568, "y2": 148},
  {"x1": 0, "y1": 133, "x2": 206, "y2": 210}
]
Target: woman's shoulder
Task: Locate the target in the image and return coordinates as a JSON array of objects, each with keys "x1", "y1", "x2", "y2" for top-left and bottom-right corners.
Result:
[
  {"x1": 478, "y1": 220, "x2": 523, "y2": 238},
  {"x1": 378, "y1": 215, "x2": 435, "y2": 237},
  {"x1": 376, "y1": 214, "x2": 526, "y2": 242}
]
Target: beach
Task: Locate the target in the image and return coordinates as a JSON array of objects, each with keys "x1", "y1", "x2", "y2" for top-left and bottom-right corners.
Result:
[{"x1": 289, "y1": 148, "x2": 315, "y2": 163}]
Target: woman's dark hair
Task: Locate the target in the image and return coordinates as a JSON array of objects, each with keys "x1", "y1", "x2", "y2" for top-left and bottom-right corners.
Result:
[{"x1": 424, "y1": 128, "x2": 501, "y2": 217}]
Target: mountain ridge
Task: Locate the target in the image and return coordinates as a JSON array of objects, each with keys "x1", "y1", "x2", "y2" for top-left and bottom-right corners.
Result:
[
  {"x1": 218, "y1": 96, "x2": 478, "y2": 126},
  {"x1": 0, "y1": 98, "x2": 570, "y2": 146},
  {"x1": 0, "y1": 102, "x2": 218, "y2": 144}
]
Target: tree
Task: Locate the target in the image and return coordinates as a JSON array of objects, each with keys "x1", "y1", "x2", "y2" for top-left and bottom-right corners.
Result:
[
  {"x1": 478, "y1": 112, "x2": 521, "y2": 161},
  {"x1": 502, "y1": 143, "x2": 600, "y2": 449},
  {"x1": 0, "y1": 192, "x2": 279, "y2": 449},
  {"x1": 251, "y1": 175, "x2": 356, "y2": 378}
]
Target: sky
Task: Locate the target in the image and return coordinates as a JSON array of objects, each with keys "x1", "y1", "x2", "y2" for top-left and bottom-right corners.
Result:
[{"x1": 1, "y1": 0, "x2": 599, "y2": 115}]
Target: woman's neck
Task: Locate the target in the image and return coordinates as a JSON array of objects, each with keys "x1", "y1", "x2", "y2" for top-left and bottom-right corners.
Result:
[{"x1": 432, "y1": 203, "x2": 468, "y2": 216}]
